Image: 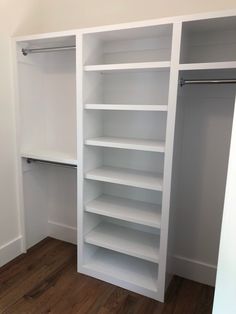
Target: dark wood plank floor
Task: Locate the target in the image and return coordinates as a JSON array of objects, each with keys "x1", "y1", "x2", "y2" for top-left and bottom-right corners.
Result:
[{"x1": 0, "y1": 238, "x2": 214, "y2": 313}]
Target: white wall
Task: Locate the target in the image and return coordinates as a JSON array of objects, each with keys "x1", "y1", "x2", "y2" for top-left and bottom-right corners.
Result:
[
  {"x1": 213, "y1": 97, "x2": 236, "y2": 314},
  {"x1": 31, "y1": 0, "x2": 236, "y2": 32},
  {"x1": 0, "y1": 0, "x2": 42, "y2": 265}
]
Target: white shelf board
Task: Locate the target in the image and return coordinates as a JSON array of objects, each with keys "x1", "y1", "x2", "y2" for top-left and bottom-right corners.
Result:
[
  {"x1": 179, "y1": 61, "x2": 236, "y2": 71},
  {"x1": 21, "y1": 151, "x2": 77, "y2": 166},
  {"x1": 85, "y1": 194, "x2": 161, "y2": 228},
  {"x1": 85, "y1": 137, "x2": 165, "y2": 152},
  {"x1": 85, "y1": 166, "x2": 163, "y2": 191},
  {"x1": 85, "y1": 222, "x2": 160, "y2": 263},
  {"x1": 84, "y1": 104, "x2": 168, "y2": 111},
  {"x1": 84, "y1": 61, "x2": 171, "y2": 72},
  {"x1": 83, "y1": 248, "x2": 158, "y2": 293}
]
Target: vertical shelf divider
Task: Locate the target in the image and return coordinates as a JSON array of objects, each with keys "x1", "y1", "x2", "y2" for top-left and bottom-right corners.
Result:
[{"x1": 157, "y1": 22, "x2": 182, "y2": 301}]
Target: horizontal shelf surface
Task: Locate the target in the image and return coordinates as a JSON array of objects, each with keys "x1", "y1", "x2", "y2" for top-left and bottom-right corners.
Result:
[
  {"x1": 179, "y1": 61, "x2": 236, "y2": 71},
  {"x1": 85, "y1": 222, "x2": 160, "y2": 263},
  {"x1": 85, "y1": 166, "x2": 163, "y2": 191},
  {"x1": 85, "y1": 137, "x2": 165, "y2": 152},
  {"x1": 21, "y1": 151, "x2": 77, "y2": 166},
  {"x1": 84, "y1": 104, "x2": 168, "y2": 111},
  {"x1": 85, "y1": 194, "x2": 161, "y2": 228},
  {"x1": 83, "y1": 248, "x2": 158, "y2": 292},
  {"x1": 84, "y1": 61, "x2": 171, "y2": 72}
]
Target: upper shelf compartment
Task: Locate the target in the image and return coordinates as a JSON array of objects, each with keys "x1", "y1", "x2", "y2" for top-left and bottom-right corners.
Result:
[
  {"x1": 17, "y1": 35, "x2": 77, "y2": 161},
  {"x1": 83, "y1": 24, "x2": 173, "y2": 67},
  {"x1": 180, "y1": 16, "x2": 236, "y2": 65}
]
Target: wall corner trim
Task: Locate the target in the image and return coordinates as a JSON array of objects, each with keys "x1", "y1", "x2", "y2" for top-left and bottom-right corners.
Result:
[
  {"x1": 0, "y1": 236, "x2": 23, "y2": 267},
  {"x1": 172, "y1": 254, "x2": 217, "y2": 286},
  {"x1": 48, "y1": 221, "x2": 77, "y2": 245}
]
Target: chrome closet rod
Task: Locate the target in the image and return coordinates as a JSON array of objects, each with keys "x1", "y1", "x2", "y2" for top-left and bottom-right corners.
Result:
[
  {"x1": 26, "y1": 158, "x2": 77, "y2": 169},
  {"x1": 180, "y1": 78, "x2": 236, "y2": 86},
  {"x1": 22, "y1": 45, "x2": 76, "y2": 56}
]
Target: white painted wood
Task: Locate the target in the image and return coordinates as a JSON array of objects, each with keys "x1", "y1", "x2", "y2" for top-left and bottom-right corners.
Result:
[
  {"x1": 0, "y1": 236, "x2": 22, "y2": 267},
  {"x1": 84, "y1": 61, "x2": 170, "y2": 72},
  {"x1": 21, "y1": 151, "x2": 77, "y2": 165},
  {"x1": 179, "y1": 61, "x2": 236, "y2": 70},
  {"x1": 180, "y1": 17, "x2": 236, "y2": 64},
  {"x1": 77, "y1": 32, "x2": 86, "y2": 271},
  {"x1": 85, "y1": 137, "x2": 165, "y2": 152},
  {"x1": 15, "y1": 34, "x2": 78, "y2": 253},
  {"x1": 22, "y1": 161, "x2": 77, "y2": 249},
  {"x1": 158, "y1": 22, "x2": 182, "y2": 301},
  {"x1": 12, "y1": 39, "x2": 27, "y2": 253},
  {"x1": 82, "y1": 248, "x2": 158, "y2": 294},
  {"x1": 99, "y1": 71, "x2": 169, "y2": 106},
  {"x1": 84, "y1": 104, "x2": 168, "y2": 111},
  {"x1": 172, "y1": 254, "x2": 217, "y2": 287},
  {"x1": 85, "y1": 194, "x2": 161, "y2": 228},
  {"x1": 101, "y1": 111, "x2": 167, "y2": 142},
  {"x1": 14, "y1": 9, "x2": 236, "y2": 304},
  {"x1": 48, "y1": 221, "x2": 77, "y2": 244},
  {"x1": 85, "y1": 222, "x2": 160, "y2": 263},
  {"x1": 213, "y1": 97, "x2": 236, "y2": 314},
  {"x1": 85, "y1": 166, "x2": 163, "y2": 191},
  {"x1": 17, "y1": 37, "x2": 77, "y2": 161}
]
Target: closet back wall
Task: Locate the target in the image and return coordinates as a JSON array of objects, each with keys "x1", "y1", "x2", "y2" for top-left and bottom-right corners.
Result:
[{"x1": 1, "y1": 0, "x2": 236, "y2": 266}]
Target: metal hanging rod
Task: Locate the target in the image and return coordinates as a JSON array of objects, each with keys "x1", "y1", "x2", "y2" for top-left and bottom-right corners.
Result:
[
  {"x1": 22, "y1": 45, "x2": 76, "y2": 56},
  {"x1": 26, "y1": 158, "x2": 77, "y2": 169},
  {"x1": 180, "y1": 78, "x2": 236, "y2": 86}
]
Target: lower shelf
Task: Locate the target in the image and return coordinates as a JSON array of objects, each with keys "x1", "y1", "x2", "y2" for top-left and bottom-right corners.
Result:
[
  {"x1": 85, "y1": 194, "x2": 161, "y2": 228},
  {"x1": 85, "y1": 166, "x2": 163, "y2": 191},
  {"x1": 82, "y1": 248, "x2": 158, "y2": 293},
  {"x1": 85, "y1": 136, "x2": 165, "y2": 152},
  {"x1": 85, "y1": 221, "x2": 160, "y2": 263}
]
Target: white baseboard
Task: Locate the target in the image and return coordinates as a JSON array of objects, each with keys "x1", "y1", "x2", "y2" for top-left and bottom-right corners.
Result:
[
  {"x1": 48, "y1": 221, "x2": 77, "y2": 245},
  {"x1": 0, "y1": 236, "x2": 22, "y2": 267},
  {"x1": 172, "y1": 254, "x2": 217, "y2": 286}
]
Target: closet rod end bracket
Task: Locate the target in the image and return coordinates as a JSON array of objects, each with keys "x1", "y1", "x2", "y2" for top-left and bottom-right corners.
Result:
[
  {"x1": 180, "y1": 78, "x2": 185, "y2": 87},
  {"x1": 22, "y1": 48, "x2": 29, "y2": 56}
]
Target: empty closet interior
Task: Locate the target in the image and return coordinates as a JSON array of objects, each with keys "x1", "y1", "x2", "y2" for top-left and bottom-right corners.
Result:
[
  {"x1": 17, "y1": 35, "x2": 77, "y2": 249},
  {"x1": 15, "y1": 12, "x2": 236, "y2": 303}
]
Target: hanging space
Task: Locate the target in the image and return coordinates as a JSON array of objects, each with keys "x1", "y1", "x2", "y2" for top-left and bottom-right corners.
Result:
[
  {"x1": 16, "y1": 34, "x2": 77, "y2": 249},
  {"x1": 170, "y1": 16, "x2": 236, "y2": 287}
]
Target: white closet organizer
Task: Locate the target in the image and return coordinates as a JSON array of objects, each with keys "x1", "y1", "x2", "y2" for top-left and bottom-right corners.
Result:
[
  {"x1": 15, "y1": 34, "x2": 78, "y2": 249},
  {"x1": 14, "y1": 10, "x2": 236, "y2": 302},
  {"x1": 77, "y1": 22, "x2": 178, "y2": 302}
]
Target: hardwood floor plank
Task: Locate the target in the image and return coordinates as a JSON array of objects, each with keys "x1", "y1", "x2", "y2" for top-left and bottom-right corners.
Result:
[
  {"x1": 3, "y1": 261, "x2": 78, "y2": 314},
  {"x1": 0, "y1": 238, "x2": 61, "y2": 293},
  {"x1": 0, "y1": 240, "x2": 75, "y2": 312},
  {"x1": 0, "y1": 238, "x2": 215, "y2": 314}
]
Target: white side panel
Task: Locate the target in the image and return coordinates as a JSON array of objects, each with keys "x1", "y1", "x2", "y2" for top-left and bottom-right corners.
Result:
[
  {"x1": 213, "y1": 96, "x2": 236, "y2": 314},
  {"x1": 158, "y1": 22, "x2": 182, "y2": 301}
]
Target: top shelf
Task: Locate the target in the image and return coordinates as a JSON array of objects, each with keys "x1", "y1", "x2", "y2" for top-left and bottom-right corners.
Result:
[
  {"x1": 21, "y1": 151, "x2": 77, "y2": 166},
  {"x1": 179, "y1": 61, "x2": 236, "y2": 71},
  {"x1": 84, "y1": 61, "x2": 171, "y2": 72}
]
